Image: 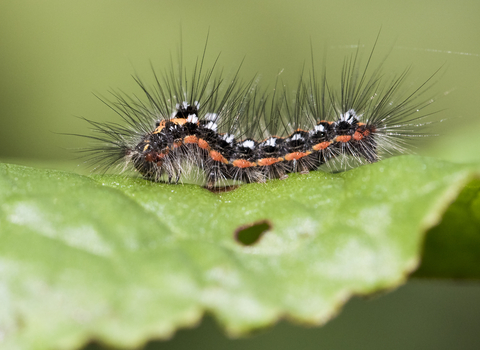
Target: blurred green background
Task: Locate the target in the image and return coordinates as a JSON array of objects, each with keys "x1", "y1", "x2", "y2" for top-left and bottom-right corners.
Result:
[
  {"x1": 1, "y1": 1, "x2": 479, "y2": 349},
  {"x1": 1, "y1": 0, "x2": 480, "y2": 167}
]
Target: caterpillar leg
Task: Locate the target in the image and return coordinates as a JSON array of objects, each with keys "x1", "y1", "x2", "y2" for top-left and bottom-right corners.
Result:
[
  {"x1": 355, "y1": 139, "x2": 378, "y2": 163},
  {"x1": 205, "y1": 162, "x2": 230, "y2": 189}
]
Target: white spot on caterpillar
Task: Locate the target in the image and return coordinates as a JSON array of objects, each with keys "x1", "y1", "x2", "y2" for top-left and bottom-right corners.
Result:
[
  {"x1": 176, "y1": 101, "x2": 199, "y2": 110},
  {"x1": 175, "y1": 101, "x2": 189, "y2": 110},
  {"x1": 204, "y1": 113, "x2": 217, "y2": 121},
  {"x1": 241, "y1": 140, "x2": 255, "y2": 149},
  {"x1": 205, "y1": 122, "x2": 218, "y2": 131},
  {"x1": 289, "y1": 133, "x2": 304, "y2": 141},
  {"x1": 222, "y1": 133, "x2": 235, "y2": 144},
  {"x1": 340, "y1": 109, "x2": 360, "y2": 123},
  {"x1": 314, "y1": 124, "x2": 325, "y2": 132},
  {"x1": 187, "y1": 114, "x2": 198, "y2": 123},
  {"x1": 263, "y1": 137, "x2": 276, "y2": 147}
]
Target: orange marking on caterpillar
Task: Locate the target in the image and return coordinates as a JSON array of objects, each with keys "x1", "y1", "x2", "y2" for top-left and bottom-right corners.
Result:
[
  {"x1": 335, "y1": 135, "x2": 352, "y2": 143},
  {"x1": 170, "y1": 118, "x2": 188, "y2": 125},
  {"x1": 198, "y1": 139, "x2": 210, "y2": 150},
  {"x1": 184, "y1": 135, "x2": 199, "y2": 144},
  {"x1": 173, "y1": 140, "x2": 183, "y2": 148},
  {"x1": 153, "y1": 118, "x2": 188, "y2": 134},
  {"x1": 210, "y1": 150, "x2": 228, "y2": 164},
  {"x1": 156, "y1": 152, "x2": 167, "y2": 160},
  {"x1": 284, "y1": 152, "x2": 311, "y2": 161},
  {"x1": 145, "y1": 152, "x2": 156, "y2": 162},
  {"x1": 232, "y1": 159, "x2": 257, "y2": 168},
  {"x1": 353, "y1": 131, "x2": 363, "y2": 141},
  {"x1": 312, "y1": 141, "x2": 331, "y2": 151},
  {"x1": 153, "y1": 120, "x2": 166, "y2": 134},
  {"x1": 257, "y1": 157, "x2": 283, "y2": 166}
]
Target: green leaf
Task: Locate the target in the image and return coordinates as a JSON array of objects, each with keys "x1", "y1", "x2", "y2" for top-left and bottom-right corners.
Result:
[
  {"x1": 0, "y1": 156, "x2": 478, "y2": 350},
  {"x1": 414, "y1": 179, "x2": 480, "y2": 279}
]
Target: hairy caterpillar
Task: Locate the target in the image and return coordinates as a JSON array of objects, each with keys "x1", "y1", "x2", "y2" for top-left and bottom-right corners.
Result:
[{"x1": 81, "y1": 43, "x2": 438, "y2": 189}]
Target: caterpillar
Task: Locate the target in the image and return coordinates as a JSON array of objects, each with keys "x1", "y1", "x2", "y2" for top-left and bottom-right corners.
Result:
[{"x1": 81, "y1": 44, "x2": 438, "y2": 189}]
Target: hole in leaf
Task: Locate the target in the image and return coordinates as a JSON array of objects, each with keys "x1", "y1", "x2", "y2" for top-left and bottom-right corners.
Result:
[{"x1": 235, "y1": 220, "x2": 272, "y2": 246}]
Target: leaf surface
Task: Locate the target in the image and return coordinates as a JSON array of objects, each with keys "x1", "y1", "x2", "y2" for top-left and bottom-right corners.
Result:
[
  {"x1": 0, "y1": 156, "x2": 478, "y2": 349},
  {"x1": 414, "y1": 179, "x2": 480, "y2": 279}
]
